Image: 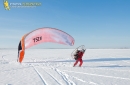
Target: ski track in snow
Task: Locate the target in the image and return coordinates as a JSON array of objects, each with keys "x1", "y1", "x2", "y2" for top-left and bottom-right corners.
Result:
[
  {"x1": 83, "y1": 66, "x2": 130, "y2": 73},
  {"x1": 39, "y1": 61, "x2": 88, "y2": 85},
  {"x1": 48, "y1": 64, "x2": 99, "y2": 85},
  {"x1": 84, "y1": 60, "x2": 130, "y2": 73},
  {"x1": 30, "y1": 59, "x2": 78, "y2": 85},
  {"x1": 62, "y1": 70, "x2": 130, "y2": 81},
  {"x1": 46, "y1": 61, "x2": 76, "y2": 85},
  {"x1": 56, "y1": 68, "x2": 76, "y2": 85},
  {"x1": 32, "y1": 64, "x2": 48, "y2": 85},
  {"x1": 41, "y1": 61, "x2": 98, "y2": 85},
  {"x1": 41, "y1": 67, "x2": 62, "y2": 85}
]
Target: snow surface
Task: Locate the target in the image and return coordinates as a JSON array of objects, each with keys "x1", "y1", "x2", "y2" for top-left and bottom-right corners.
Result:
[{"x1": 0, "y1": 49, "x2": 130, "y2": 85}]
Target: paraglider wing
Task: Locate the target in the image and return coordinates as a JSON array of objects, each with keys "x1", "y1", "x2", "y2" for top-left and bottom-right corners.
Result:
[{"x1": 18, "y1": 27, "x2": 75, "y2": 63}]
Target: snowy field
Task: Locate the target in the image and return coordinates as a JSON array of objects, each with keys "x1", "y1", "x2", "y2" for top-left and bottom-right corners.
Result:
[{"x1": 0, "y1": 49, "x2": 130, "y2": 85}]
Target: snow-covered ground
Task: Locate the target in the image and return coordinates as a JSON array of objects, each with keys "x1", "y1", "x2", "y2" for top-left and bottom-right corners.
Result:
[{"x1": 0, "y1": 49, "x2": 130, "y2": 85}]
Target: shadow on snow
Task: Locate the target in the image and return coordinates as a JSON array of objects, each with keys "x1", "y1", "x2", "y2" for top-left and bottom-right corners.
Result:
[
  {"x1": 83, "y1": 57, "x2": 130, "y2": 62},
  {"x1": 23, "y1": 57, "x2": 130, "y2": 68},
  {"x1": 24, "y1": 57, "x2": 130, "y2": 63}
]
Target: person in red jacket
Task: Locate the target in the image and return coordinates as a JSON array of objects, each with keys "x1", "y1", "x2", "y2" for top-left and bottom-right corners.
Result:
[{"x1": 73, "y1": 50, "x2": 84, "y2": 67}]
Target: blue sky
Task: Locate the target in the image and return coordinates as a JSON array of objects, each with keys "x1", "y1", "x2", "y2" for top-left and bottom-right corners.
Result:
[{"x1": 0, "y1": 0, "x2": 130, "y2": 48}]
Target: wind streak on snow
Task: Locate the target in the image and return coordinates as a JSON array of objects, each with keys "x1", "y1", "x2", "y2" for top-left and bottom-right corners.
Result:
[
  {"x1": 62, "y1": 70, "x2": 130, "y2": 81},
  {"x1": 32, "y1": 65, "x2": 48, "y2": 85}
]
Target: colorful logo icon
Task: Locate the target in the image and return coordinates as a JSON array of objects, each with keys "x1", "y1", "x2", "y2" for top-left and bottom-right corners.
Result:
[{"x1": 3, "y1": 0, "x2": 10, "y2": 10}]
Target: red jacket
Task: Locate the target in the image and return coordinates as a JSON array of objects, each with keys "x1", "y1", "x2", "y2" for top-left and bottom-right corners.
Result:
[{"x1": 78, "y1": 51, "x2": 83, "y2": 59}]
